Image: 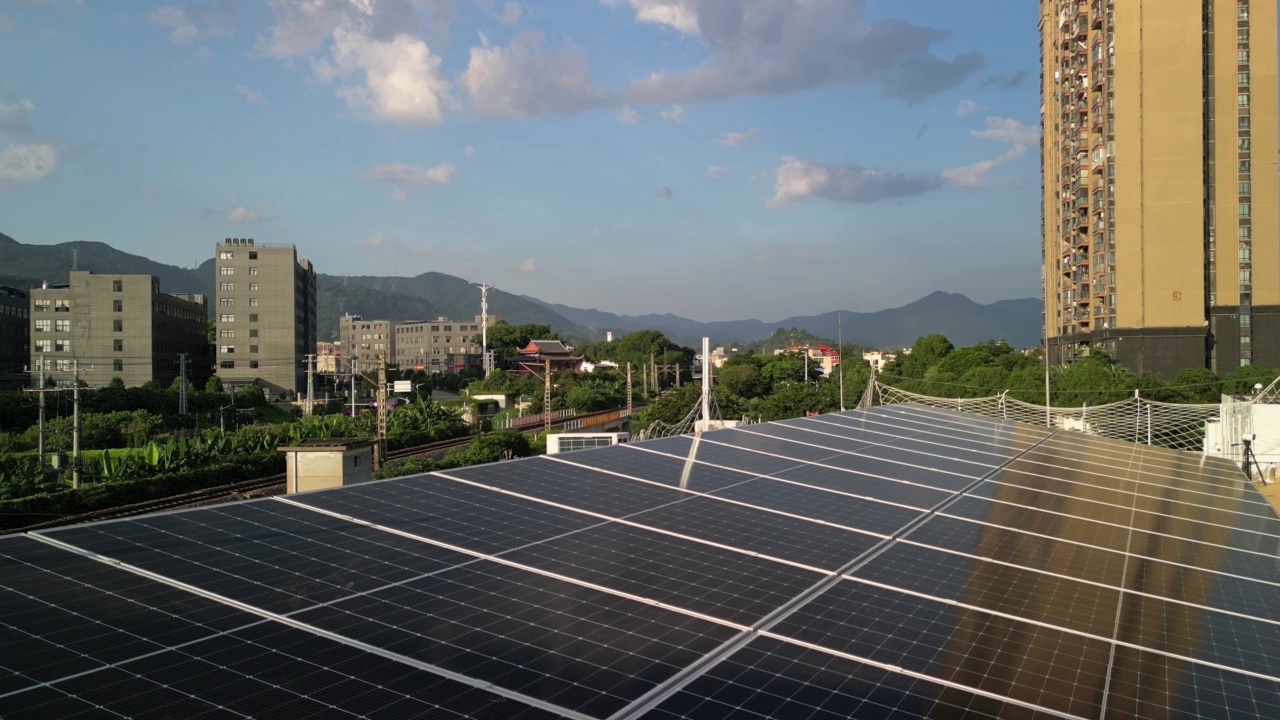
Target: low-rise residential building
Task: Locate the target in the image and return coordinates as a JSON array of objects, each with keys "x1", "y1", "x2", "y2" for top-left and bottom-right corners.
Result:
[
  {"x1": 316, "y1": 340, "x2": 344, "y2": 374},
  {"x1": 0, "y1": 286, "x2": 30, "y2": 389},
  {"x1": 863, "y1": 349, "x2": 896, "y2": 372},
  {"x1": 29, "y1": 271, "x2": 209, "y2": 388},
  {"x1": 775, "y1": 343, "x2": 842, "y2": 377},
  {"x1": 339, "y1": 315, "x2": 394, "y2": 374}
]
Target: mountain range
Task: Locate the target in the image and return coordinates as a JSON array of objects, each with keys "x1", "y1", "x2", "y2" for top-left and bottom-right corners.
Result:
[{"x1": 0, "y1": 232, "x2": 1042, "y2": 349}]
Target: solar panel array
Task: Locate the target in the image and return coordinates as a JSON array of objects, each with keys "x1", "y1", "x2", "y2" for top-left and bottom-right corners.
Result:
[{"x1": 3, "y1": 403, "x2": 1280, "y2": 719}]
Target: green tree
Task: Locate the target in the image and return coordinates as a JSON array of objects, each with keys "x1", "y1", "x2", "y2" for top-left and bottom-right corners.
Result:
[
  {"x1": 1166, "y1": 367, "x2": 1223, "y2": 403},
  {"x1": 205, "y1": 375, "x2": 224, "y2": 393}
]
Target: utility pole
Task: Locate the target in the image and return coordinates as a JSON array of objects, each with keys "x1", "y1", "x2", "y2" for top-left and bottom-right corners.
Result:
[
  {"x1": 476, "y1": 283, "x2": 492, "y2": 376},
  {"x1": 642, "y1": 359, "x2": 648, "y2": 395},
  {"x1": 544, "y1": 358, "x2": 552, "y2": 435},
  {"x1": 349, "y1": 355, "x2": 357, "y2": 418},
  {"x1": 700, "y1": 337, "x2": 711, "y2": 432},
  {"x1": 374, "y1": 354, "x2": 387, "y2": 471},
  {"x1": 838, "y1": 311, "x2": 845, "y2": 412},
  {"x1": 305, "y1": 353, "x2": 315, "y2": 417},
  {"x1": 177, "y1": 353, "x2": 189, "y2": 415},
  {"x1": 650, "y1": 351, "x2": 657, "y2": 392},
  {"x1": 37, "y1": 355, "x2": 46, "y2": 471},
  {"x1": 72, "y1": 360, "x2": 81, "y2": 489},
  {"x1": 626, "y1": 362, "x2": 633, "y2": 418}
]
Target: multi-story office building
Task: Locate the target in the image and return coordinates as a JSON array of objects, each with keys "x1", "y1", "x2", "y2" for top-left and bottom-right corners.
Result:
[
  {"x1": 394, "y1": 315, "x2": 493, "y2": 372},
  {"x1": 213, "y1": 238, "x2": 317, "y2": 396},
  {"x1": 1040, "y1": 0, "x2": 1278, "y2": 376},
  {"x1": 338, "y1": 315, "x2": 395, "y2": 374},
  {"x1": 0, "y1": 286, "x2": 30, "y2": 389},
  {"x1": 28, "y1": 272, "x2": 209, "y2": 388}
]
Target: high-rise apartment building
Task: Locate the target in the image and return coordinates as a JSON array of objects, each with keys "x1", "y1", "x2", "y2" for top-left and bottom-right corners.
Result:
[
  {"x1": 29, "y1": 272, "x2": 209, "y2": 388},
  {"x1": 1040, "y1": 0, "x2": 1278, "y2": 376},
  {"x1": 213, "y1": 238, "x2": 316, "y2": 397}
]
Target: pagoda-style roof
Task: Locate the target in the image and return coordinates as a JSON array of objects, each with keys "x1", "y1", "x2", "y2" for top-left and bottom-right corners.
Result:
[{"x1": 519, "y1": 339, "x2": 572, "y2": 356}]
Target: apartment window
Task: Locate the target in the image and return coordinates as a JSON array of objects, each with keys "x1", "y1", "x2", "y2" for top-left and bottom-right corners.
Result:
[
  {"x1": 248, "y1": 298, "x2": 259, "y2": 307},
  {"x1": 1240, "y1": 159, "x2": 1252, "y2": 172},
  {"x1": 112, "y1": 280, "x2": 122, "y2": 292},
  {"x1": 249, "y1": 345, "x2": 259, "y2": 354},
  {"x1": 220, "y1": 282, "x2": 234, "y2": 292},
  {"x1": 1241, "y1": 315, "x2": 1252, "y2": 329},
  {"x1": 1239, "y1": 5, "x2": 1249, "y2": 20},
  {"x1": 1240, "y1": 116, "x2": 1251, "y2": 129},
  {"x1": 1238, "y1": 28, "x2": 1249, "y2": 42},
  {"x1": 1240, "y1": 181, "x2": 1251, "y2": 195},
  {"x1": 1240, "y1": 247, "x2": 1252, "y2": 262},
  {"x1": 55, "y1": 360, "x2": 71, "y2": 372},
  {"x1": 54, "y1": 339, "x2": 70, "y2": 353},
  {"x1": 1239, "y1": 72, "x2": 1250, "y2": 86},
  {"x1": 220, "y1": 329, "x2": 235, "y2": 338},
  {"x1": 1239, "y1": 203, "x2": 1251, "y2": 218},
  {"x1": 431, "y1": 326, "x2": 439, "y2": 332},
  {"x1": 111, "y1": 299, "x2": 123, "y2": 313},
  {"x1": 220, "y1": 313, "x2": 235, "y2": 323},
  {"x1": 113, "y1": 339, "x2": 123, "y2": 352},
  {"x1": 1240, "y1": 225, "x2": 1252, "y2": 239},
  {"x1": 34, "y1": 339, "x2": 51, "y2": 352},
  {"x1": 1239, "y1": 138, "x2": 1251, "y2": 151},
  {"x1": 249, "y1": 360, "x2": 259, "y2": 369},
  {"x1": 1238, "y1": 93, "x2": 1250, "y2": 107},
  {"x1": 248, "y1": 251, "x2": 257, "y2": 260},
  {"x1": 1240, "y1": 269, "x2": 1253, "y2": 283},
  {"x1": 220, "y1": 360, "x2": 235, "y2": 369},
  {"x1": 219, "y1": 250, "x2": 234, "y2": 260},
  {"x1": 220, "y1": 345, "x2": 235, "y2": 354},
  {"x1": 1239, "y1": 49, "x2": 1251, "y2": 64},
  {"x1": 249, "y1": 314, "x2": 258, "y2": 322},
  {"x1": 54, "y1": 320, "x2": 69, "y2": 332},
  {"x1": 248, "y1": 283, "x2": 258, "y2": 292},
  {"x1": 248, "y1": 267, "x2": 258, "y2": 276},
  {"x1": 1242, "y1": 335, "x2": 1252, "y2": 348},
  {"x1": 220, "y1": 266, "x2": 235, "y2": 276},
  {"x1": 113, "y1": 319, "x2": 123, "y2": 332},
  {"x1": 34, "y1": 319, "x2": 50, "y2": 332},
  {"x1": 248, "y1": 329, "x2": 258, "y2": 338},
  {"x1": 113, "y1": 359, "x2": 123, "y2": 372},
  {"x1": 34, "y1": 299, "x2": 50, "y2": 312}
]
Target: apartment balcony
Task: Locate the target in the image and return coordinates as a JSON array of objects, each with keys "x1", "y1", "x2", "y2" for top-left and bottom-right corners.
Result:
[
  {"x1": 1091, "y1": 0, "x2": 1103, "y2": 28},
  {"x1": 1092, "y1": 66, "x2": 1105, "y2": 90}
]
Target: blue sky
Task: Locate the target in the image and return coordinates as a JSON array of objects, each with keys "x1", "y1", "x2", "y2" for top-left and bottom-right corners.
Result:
[{"x1": 0, "y1": 0, "x2": 1042, "y2": 321}]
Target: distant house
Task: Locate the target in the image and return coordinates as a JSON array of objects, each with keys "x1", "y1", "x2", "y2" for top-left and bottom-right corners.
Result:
[
  {"x1": 510, "y1": 339, "x2": 584, "y2": 374},
  {"x1": 863, "y1": 349, "x2": 896, "y2": 371},
  {"x1": 775, "y1": 343, "x2": 842, "y2": 377}
]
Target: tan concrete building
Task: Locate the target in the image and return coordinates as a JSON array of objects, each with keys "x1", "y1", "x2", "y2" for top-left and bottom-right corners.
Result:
[
  {"x1": 339, "y1": 315, "x2": 394, "y2": 374},
  {"x1": 29, "y1": 271, "x2": 209, "y2": 388},
  {"x1": 279, "y1": 439, "x2": 374, "y2": 493},
  {"x1": 0, "y1": 286, "x2": 30, "y2": 389},
  {"x1": 1040, "y1": 0, "x2": 1279, "y2": 376},
  {"x1": 213, "y1": 238, "x2": 317, "y2": 397},
  {"x1": 393, "y1": 315, "x2": 491, "y2": 372}
]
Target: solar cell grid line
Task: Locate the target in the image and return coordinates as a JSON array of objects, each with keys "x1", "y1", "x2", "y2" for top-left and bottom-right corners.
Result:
[
  {"x1": 808, "y1": 407, "x2": 1052, "y2": 451},
  {"x1": 741, "y1": 421, "x2": 1020, "y2": 470},
  {"x1": 900, "y1": 517, "x2": 1280, "y2": 620},
  {"x1": 286, "y1": 472, "x2": 605, "y2": 554},
  {"x1": 700, "y1": 435, "x2": 977, "y2": 493},
  {"x1": 1013, "y1": 442, "x2": 1255, "y2": 499},
  {"x1": 1102, "y1": 644, "x2": 1280, "y2": 719},
  {"x1": 473, "y1": 522, "x2": 826, "y2": 626},
  {"x1": 288, "y1": 559, "x2": 744, "y2": 719},
  {"x1": 975, "y1": 469, "x2": 1280, "y2": 540},
  {"x1": 762, "y1": 577, "x2": 1115, "y2": 719},
  {"x1": 638, "y1": 636, "x2": 1075, "y2": 720},
  {"x1": 3, "y1": 616, "x2": 566, "y2": 720},
  {"x1": 40, "y1": 501, "x2": 476, "y2": 615},
  {"x1": 28, "y1": 532, "x2": 603, "y2": 720},
  {"x1": 865, "y1": 403, "x2": 1055, "y2": 445},
  {"x1": 443, "y1": 455, "x2": 707, "y2": 517},
  {"x1": 543, "y1": 443, "x2": 752, "y2": 492},
  {"x1": 703, "y1": 478, "x2": 928, "y2": 537},
  {"x1": 987, "y1": 458, "x2": 1280, "y2": 527},
  {"x1": 0, "y1": 536, "x2": 263, "y2": 700},
  {"x1": 943, "y1": 496, "x2": 1280, "y2": 587},
  {"x1": 712, "y1": 427, "x2": 999, "y2": 482}
]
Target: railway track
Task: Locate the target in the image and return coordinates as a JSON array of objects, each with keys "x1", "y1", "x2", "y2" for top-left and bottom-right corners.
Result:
[{"x1": 11, "y1": 407, "x2": 634, "y2": 533}]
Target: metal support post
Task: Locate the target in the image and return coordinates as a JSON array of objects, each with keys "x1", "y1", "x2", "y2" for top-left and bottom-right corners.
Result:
[
  {"x1": 544, "y1": 358, "x2": 552, "y2": 435},
  {"x1": 178, "y1": 353, "x2": 189, "y2": 415},
  {"x1": 72, "y1": 360, "x2": 81, "y2": 489},
  {"x1": 375, "y1": 354, "x2": 387, "y2": 471}
]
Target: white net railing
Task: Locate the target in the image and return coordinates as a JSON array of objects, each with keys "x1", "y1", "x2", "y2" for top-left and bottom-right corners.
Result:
[{"x1": 871, "y1": 381, "x2": 1225, "y2": 454}]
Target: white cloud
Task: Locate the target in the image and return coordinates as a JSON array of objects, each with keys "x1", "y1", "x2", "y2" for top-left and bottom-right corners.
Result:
[
  {"x1": 519, "y1": 257, "x2": 537, "y2": 274},
  {"x1": 0, "y1": 98, "x2": 34, "y2": 133},
  {"x1": 941, "y1": 116, "x2": 1037, "y2": 188},
  {"x1": 390, "y1": 188, "x2": 409, "y2": 202},
  {"x1": 149, "y1": 2, "x2": 236, "y2": 46},
  {"x1": 362, "y1": 232, "x2": 389, "y2": 249},
  {"x1": 617, "y1": 105, "x2": 641, "y2": 124},
  {"x1": 659, "y1": 103, "x2": 683, "y2": 124},
  {"x1": 717, "y1": 128, "x2": 761, "y2": 146},
  {"x1": 956, "y1": 98, "x2": 980, "y2": 116},
  {"x1": 315, "y1": 29, "x2": 453, "y2": 127},
  {"x1": 768, "y1": 156, "x2": 940, "y2": 207},
  {"x1": 474, "y1": 0, "x2": 522, "y2": 25},
  {"x1": 463, "y1": 144, "x2": 475, "y2": 156},
  {"x1": 610, "y1": 0, "x2": 983, "y2": 106},
  {"x1": 706, "y1": 165, "x2": 728, "y2": 178},
  {"x1": 462, "y1": 30, "x2": 610, "y2": 118},
  {"x1": 0, "y1": 143, "x2": 59, "y2": 189},
  {"x1": 226, "y1": 206, "x2": 263, "y2": 223},
  {"x1": 234, "y1": 85, "x2": 264, "y2": 106},
  {"x1": 361, "y1": 162, "x2": 457, "y2": 186}
]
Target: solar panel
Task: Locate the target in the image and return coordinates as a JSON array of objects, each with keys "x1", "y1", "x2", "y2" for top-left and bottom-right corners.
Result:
[{"x1": 3, "y1": 403, "x2": 1280, "y2": 719}]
